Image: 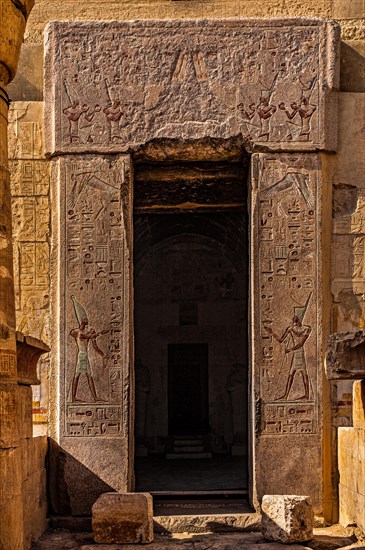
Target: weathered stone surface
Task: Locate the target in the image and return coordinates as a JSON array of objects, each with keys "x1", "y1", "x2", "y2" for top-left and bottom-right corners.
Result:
[
  {"x1": 6, "y1": 43, "x2": 44, "y2": 101},
  {"x1": 30, "y1": 528, "x2": 317, "y2": 550},
  {"x1": 154, "y1": 512, "x2": 261, "y2": 534},
  {"x1": 0, "y1": 0, "x2": 33, "y2": 85},
  {"x1": 0, "y1": 381, "x2": 20, "y2": 447},
  {"x1": 0, "y1": 163, "x2": 18, "y2": 362},
  {"x1": 49, "y1": 155, "x2": 133, "y2": 514},
  {"x1": 9, "y1": 106, "x2": 51, "y2": 433},
  {"x1": 30, "y1": 524, "x2": 363, "y2": 549},
  {"x1": 21, "y1": 436, "x2": 48, "y2": 548},
  {"x1": 340, "y1": 41, "x2": 365, "y2": 93},
  {"x1": 16, "y1": 331, "x2": 49, "y2": 386},
  {"x1": 329, "y1": 93, "x2": 365, "y2": 316},
  {"x1": 307, "y1": 532, "x2": 358, "y2": 550},
  {"x1": 338, "y1": 378, "x2": 365, "y2": 535},
  {"x1": 326, "y1": 331, "x2": 365, "y2": 380},
  {"x1": 18, "y1": 384, "x2": 32, "y2": 439},
  {"x1": 250, "y1": 153, "x2": 324, "y2": 510},
  {"x1": 8, "y1": 101, "x2": 44, "y2": 159},
  {"x1": 44, "y1": 19, "x2": 339, "y2": 156},
  {"x1": 262, "y1": 495, "x2": 313, "y2": 543},
  {"x1": 0, "y1": 446, "x2": 24, "y2": 549},
  {"x1": 92, "y1": 492, "x2": 153, "y2": 544},
  {"x1": 352, "y1": 380, "x2": 365, "y2": 429},
  {"x1": 25, "y1": 0, "x2": 365, "y2": 49},
  {"x1": 134, "y1": 161, "x2": 247, "y2": 210}
]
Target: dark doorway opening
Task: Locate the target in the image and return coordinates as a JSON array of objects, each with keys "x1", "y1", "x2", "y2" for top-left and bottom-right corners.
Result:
[
  {"x1": 168, "y1": 343, "x2": 209, "y2": 436},
  {"x1": 133, "y1": 160, "x2": 249, "y2": 494}
]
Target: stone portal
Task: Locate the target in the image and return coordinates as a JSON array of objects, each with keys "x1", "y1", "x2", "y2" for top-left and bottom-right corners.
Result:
[{"x1": 45, "y1": 18, "x2": 339, "y2": 516}]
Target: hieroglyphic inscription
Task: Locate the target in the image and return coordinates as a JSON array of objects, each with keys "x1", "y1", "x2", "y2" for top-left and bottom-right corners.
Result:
[
  {"x1": 8, "y1": 102, "x2": 44, "y2": 160},
  {"x1": 66, "y1": 404, "x2": 122, "y2": 437},
  {"x1": 9, "y1": 103, "x2": 50, "y2": 343},
  {"x1": 253, "y1": 154, "x2": 321, "y2": 435},
  {"x1": 9, "y1": 102, "x2": 50, "y2": 426},
  {"x1": 58, "y1": 156, "x2": 131, "y2": 437},
  {"x1": 45, "y1": 20, "x2": 339, "y2": 154},
  {"x1": 10, "y1": 159, "x2": 50, "y2": 342},
  {"x1": 0, "y1": 351, "x2": 17, "y2": 378}
]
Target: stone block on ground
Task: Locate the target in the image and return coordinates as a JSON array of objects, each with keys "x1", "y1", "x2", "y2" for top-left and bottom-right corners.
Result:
[
  {"x1": 262, "y1": 495, "x2": 313, "y2": 543},
  {"x1": 92, "y1": 492, "x2": 153, "y2": 544}
]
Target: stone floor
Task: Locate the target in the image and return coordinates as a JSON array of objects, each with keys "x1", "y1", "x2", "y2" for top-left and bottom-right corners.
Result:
[
  {"x1": 31, "y1": 526, "x2": 364, "y2": 550},
  {"x1": 135, "y1": 456, "x2": 248, "y2": 492}
]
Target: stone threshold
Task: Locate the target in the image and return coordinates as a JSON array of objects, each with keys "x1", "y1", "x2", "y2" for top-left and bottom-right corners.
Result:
[
  {"x1": 154, "y1": 512, "x2": 261, "y2": 533},
  {"x1": 50, "y1": 511, "x2": 261, "y2": 535}
]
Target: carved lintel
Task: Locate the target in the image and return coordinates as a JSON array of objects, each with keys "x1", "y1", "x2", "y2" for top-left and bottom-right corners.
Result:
[
  {"x1": 16, "y1": 331, "x2": 50, "y2": 386},
  {"x1": 325, "y1": 331, "x2": 365, "y2": 380},
  {"x1": 44, "y1": 19, "x2": 340, "y2": 155}
]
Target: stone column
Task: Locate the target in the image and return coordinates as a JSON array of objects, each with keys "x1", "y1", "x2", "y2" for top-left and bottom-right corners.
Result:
[{"x1": 0, "y1": 1, "x2": 34, "y2": 548}]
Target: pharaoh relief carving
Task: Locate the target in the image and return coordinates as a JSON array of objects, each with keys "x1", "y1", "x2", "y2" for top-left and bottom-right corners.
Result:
[
  {"x1": 252, "y1": 154, "x2": 321, "y2": 436},
  {"x1": 55, "y1": 156, "x2": 132, "y2": 438},
  {"x1": 44, "y1": 19, "x2": 339, "y2": 155}
]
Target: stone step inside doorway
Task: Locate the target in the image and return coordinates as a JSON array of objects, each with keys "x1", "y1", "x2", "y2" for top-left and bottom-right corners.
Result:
[{"x1": 166, "y1": 435, "x2": 212, "y2": 459}]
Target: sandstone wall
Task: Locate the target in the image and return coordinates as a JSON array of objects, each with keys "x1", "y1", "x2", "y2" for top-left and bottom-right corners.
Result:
[
  {"x1": 338, "y1": 380, "x2": 365, "y2": 534},
  {"x1": 8, "y1": 101, "x2": 50, "y2": 432},
  {"x1": 330, "y1": 93, "x2": 365, "y2": 427},
  {"x1": 20, "y1": 434, "x2": 48, "y2": 547}
]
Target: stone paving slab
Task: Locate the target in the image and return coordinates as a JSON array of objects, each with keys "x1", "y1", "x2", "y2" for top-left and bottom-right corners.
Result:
[{"x1": 31, "y1": 527, "x2": 359, "y2": 550}]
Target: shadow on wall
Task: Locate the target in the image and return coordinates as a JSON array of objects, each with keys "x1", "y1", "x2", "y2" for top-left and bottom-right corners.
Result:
[
  {"x1": 47, "y1": 439, "x2": 114, "y2": 517},
  {"x1": 341, "y1": 42, "x2": 365, "y2": 93}
]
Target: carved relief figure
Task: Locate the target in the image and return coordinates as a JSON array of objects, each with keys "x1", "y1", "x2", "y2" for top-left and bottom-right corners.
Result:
[
  {"x1": 63, "y1": 100, "x2": 89, "y2": 143},
  {"x1": 70, "y1": 295, "x2": 108, "y2": 403},
  {"x1": 264, "y1": 293, "x2": 312, "y2": 401},
  {"x1": 103, "y1": 79, "x2": 123, "y2": 143},
  {"x1": 63, "y1": 81, "x2": 89, "y2": 143},
  {"x1": 279, "y1": 77, "x2": 317, "y2": 141},
  {"x1": 68, "y1": 171, "x2": 116, "y2": 210},
  {"x1": 257, "y1": 90, "x2": 277, "y2": 141},
  {"x1": 262, "y1": 169, "x2": 314, "y2": 208},
  {"x1": 172, "y1": 50, "x2": 208, "y2": 82},
  {"x1": 237, "y1": 102, "x2": 256, "y2": 140},
  {"x1": 239, "y1": 91, "x2": 276, "y2": 142},
  {"x1": 84, "y1": 104, "x2": 102, "y2": 143}
]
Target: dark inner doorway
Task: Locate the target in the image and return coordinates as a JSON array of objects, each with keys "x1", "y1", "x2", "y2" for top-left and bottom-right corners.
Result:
[
  {"x1": 168, "y1": 343, "x2": 209, "y2": 435},
  {"x1": 133, "y1": 160, "x2": 249, "y2": 494}
]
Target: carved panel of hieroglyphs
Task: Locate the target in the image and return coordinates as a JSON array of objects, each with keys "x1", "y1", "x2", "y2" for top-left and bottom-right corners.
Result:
[
  {"x1": 9, "y1": 102, "x2": 50, "y2": 426},
  {"x1": 9, "y1": 104, "x2": 49, "y2": 337},
  {"x1": 56, "y1": 155, "x2": 132, "y2": 440},
  {"x1": 8, "y1": 102, "x2": 45, "y2": 160},
  {"x1": 44, "y1": 19, "x2": 339, "y2": 155},
  {"x1": 251, "y1": 153, "x2": 321, "y2": 436}
]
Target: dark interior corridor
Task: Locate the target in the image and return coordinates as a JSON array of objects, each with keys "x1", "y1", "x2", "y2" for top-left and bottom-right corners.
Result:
[{"x1": 133, "y1": 162, "x2": 249, "y2": 493}]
